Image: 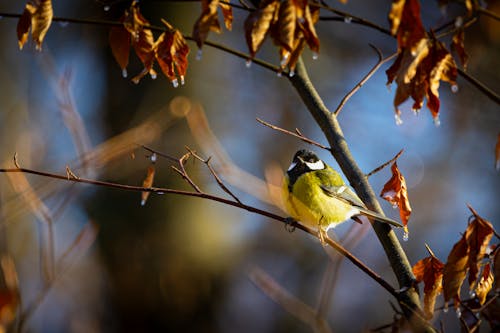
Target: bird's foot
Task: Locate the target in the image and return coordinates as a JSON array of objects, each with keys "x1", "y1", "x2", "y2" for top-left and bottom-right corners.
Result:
[{"x1": 284, "y1": 217, "x2": 297, "y2": 233}]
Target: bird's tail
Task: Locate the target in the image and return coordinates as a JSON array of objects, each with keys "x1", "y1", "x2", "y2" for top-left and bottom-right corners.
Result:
[{"x1": 357, "y1": 207, "x2": 403, "y2": 228}]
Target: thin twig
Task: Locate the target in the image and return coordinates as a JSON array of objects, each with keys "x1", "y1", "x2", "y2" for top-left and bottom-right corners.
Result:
[
  {"x1": 256, "y1": 118, "x2": 329, "y2": 150},
  {"x1": 477, "y1": 7, "x2": 500, "y2": 21},
  {"x1": 366, "y1": 149, "x2": 404, "y2": 177},
  {"x1": 316, "y1": 4, "x2": 392, "y2": 36},
  {"x1": 171, "y1": 152, "x2": 203, "y2": 193},
  {"x1": 140, "y1": 145, "x2": 178, "y2": 162},
  {"x1": 186, "y1": 147, "x2": 242, "y2": 204},
  {"x1": 0, "y1": 166, "x2": 399, "y2": 298},
  {"x1": 457, "y1": 68, "x2": 500, "y2": 105},
  {"x1": 334, "y1": 46, "x2": 396, "y2": 116},
  {"x1": 0, "y1": 12, "x2": 281, "y2": 74}
]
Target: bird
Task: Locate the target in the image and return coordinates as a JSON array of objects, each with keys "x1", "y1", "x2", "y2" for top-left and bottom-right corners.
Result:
[{"x1": 282, "y1": 149, "x2": 402, "y2": 240}]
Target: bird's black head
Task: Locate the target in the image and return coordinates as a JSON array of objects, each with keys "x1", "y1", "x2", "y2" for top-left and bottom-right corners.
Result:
[{"x1": 286, "y1": 149, "x2": 325, "y2": 190}]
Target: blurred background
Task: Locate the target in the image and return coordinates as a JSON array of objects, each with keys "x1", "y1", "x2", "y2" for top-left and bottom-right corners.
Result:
[{"x1": 0, "y1": 0, "x2": 498, "y2": 332}]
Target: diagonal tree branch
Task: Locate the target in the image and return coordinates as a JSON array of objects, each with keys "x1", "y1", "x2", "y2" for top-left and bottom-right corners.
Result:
[{"x1": 288, "y1": 57, "x2": 434, "y2": 332}]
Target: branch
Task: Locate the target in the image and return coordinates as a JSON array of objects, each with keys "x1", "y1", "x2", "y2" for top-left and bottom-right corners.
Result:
[
  {"x1": 457, "y1": 68, "x2": 500, "y2": 105},
  {"x1": 334, "y1": 46, "x2": 396, "y2": 116},
  {"x1": 366, "y1": 149, "x2": 404, "y2": 177},
  {"x1": 256, "y1": 118, "x2": 329, "y2": 150},
  {"x1": 288, "y1": 58, "x2": 434, "y2": 332},
  {"x1": 0, "y1": 166, "x2": 398, "y2": 298},
  {"x1": 0, "y1": 12, "x2": 281, "y2": 74}
]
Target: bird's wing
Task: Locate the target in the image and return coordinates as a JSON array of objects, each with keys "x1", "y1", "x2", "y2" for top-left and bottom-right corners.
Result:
[
  {"x1": 320, "y1": 184, "x2": 403, "y2": 228},
  {"x1": 319, "y1": 184, "x2": 365, "y2": 208}
]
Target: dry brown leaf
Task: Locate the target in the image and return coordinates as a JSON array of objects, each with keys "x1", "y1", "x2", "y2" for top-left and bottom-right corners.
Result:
[
  {"x1": 244, "y1": 0, "x2": 280, "y2": 59},
  {"x1": 219, "y1": 1, "x2": 233, "y2": 30},
  {"x1": 475, "y1": 263, "x2": 493, "y2": 305},
  {"x1": 131, "y1": 28, "x2": 157, "y2": 84},
  {"x1": 193, "y1": 0, "x2": 232, "y2": 49},
  {"x1": 17, "y1": 0, "x2": 53, "y2": 50},
  {"x1": 243, "y1": 0, "x2": 319, "y2": 71},
  {"x1": 443, "y1": 234, "x2": 469, "y2": 308},
  {"x1": 386, "y1": 36, "x2": 457, "y2": 124},
  {"x1": 451, "y1": 29, "x2": 468, "y2": 69},
  {"x1": 109, "y1": 24, "x2": 131, "y2": 77},
  {"x1": 465, "y1": 205, "x2": 494, "y2": 289},
  {"x1": 276, "y1": 0, "x2": 297, "y2": 53},
  {"x1": 412, "y1": 250, "x2": 444, "y2": 318},
  {"x1": 141, "y1": 165, "x2": 156, "y2": 206},
  {"x1": 388, "y1": 0, "x2": 426, "y2": 51},
  {"x1": 380, "y1": 162, "x2": 411, "y2": 235},
  {"x1": 388, "y1": 0, "x2": 405, "y2": 36},
  {"x1": 0, "y1": 256, "x2": 19, "y2": 331},
  {"x1": 155, "y1": 19, "x2": 190, "y2": 87}
]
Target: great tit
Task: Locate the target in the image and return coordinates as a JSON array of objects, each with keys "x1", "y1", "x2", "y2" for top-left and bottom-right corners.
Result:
[{"x1": 283, "y1": 149, "x2": 403, "y2": 234}]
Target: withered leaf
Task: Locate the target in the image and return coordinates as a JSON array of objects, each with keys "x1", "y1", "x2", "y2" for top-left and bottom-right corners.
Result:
[
  {"x1": 219, "y1": 1, "x2": 233, "y2": 30},
  {"x1": 465, "y1": 205, "x2": 494, "y2": 289},
  {"x1": 131, "y1": 28, "x2": 157, "y2": 84},
  {"x1": 386, "y1": 36, "x2": 457, "y2": 123},
  {"x1": 443, "y1": 234, "x2": 469, "y2": 308},
  {"x1": 412, "y1": 252, "x2": 444, "y2": 318},
  {"x1": 277, "y1": 0, "x2": 297, "y2": 53},
  {"x1": 0, "y1": 256, "x2": 19, "y2": 330},
  {"x1": 244, "y1": 0, "x2": 280, "y2": 58},
  {"x1": 244, "y1": 0, "x2": 319, "y2": 71},
  {"x1": 475, "y1": 263, "x2": 493, "y2": 305},
  {"x1": 141, "y1": 165, "x2": 155, "y2": 206},
  {"x1": 155, "y1": 19, "x2": 190, "y2": 87},
  {"x1": 17, "y1": 0, "x2": 53, "y2": 51},
  {"x1": 380, "y1": 162, "x2": 411, "y2": 233},
  {"x1": 109, "y1": 24, "x2": 131, "y2": 77},
  {"x1": 193, "y1": 0, "x2": 232, "y2": 49},
  {"x1": 451, "y1": 29, "x2": 468, "y2": 69},
  {"x1": 388, "y1": 0, "x2": 426, "y2": 51}
]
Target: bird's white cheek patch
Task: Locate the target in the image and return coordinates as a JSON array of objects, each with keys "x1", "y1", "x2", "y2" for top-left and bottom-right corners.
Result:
[
  {"x1": 287, "y1": 162, "x2": 297, "y2": 171},
  {"x1": 305, "y1": 160, "x2": 325, "y2": 170}
]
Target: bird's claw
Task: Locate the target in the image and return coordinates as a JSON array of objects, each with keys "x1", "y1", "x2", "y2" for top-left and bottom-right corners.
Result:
[{"x1": 284, "y1": 217, "x2": 297, "y2": 232}]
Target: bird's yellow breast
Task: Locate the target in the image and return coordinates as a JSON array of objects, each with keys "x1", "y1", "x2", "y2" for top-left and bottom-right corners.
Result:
[{"x1": 283, "y1": 171, "x2": 357, "y2": 231}]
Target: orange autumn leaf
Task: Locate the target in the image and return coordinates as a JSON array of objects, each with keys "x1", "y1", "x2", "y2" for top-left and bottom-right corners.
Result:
[
  {"x1": 475, "y1": 263, "x2": 493, "y2": 305},
  {"x1": 386, "y1": 36, "x2": 457, "y2": 124},
  {"x1": 17, "y1": 0, "x2": 53, "y2": 51},
  {"x1": 412, "y1": 247, "x2": 444, "y2": 318},
  {"x1": 192, "y1": 0, "x2": 232, "y2": 49},
  {"x1": 388, "y1": 0, "x2": 425, "y2": 52},
  {"x1": 451, "y1": 29, "x2": 468, "y2": 69},
  {"x1": 109, "y1": 23, "x2": 131, "y2": 78},
  {"x1": 141, "y1": 165, "x2": 155, "y2": 206},
  {"x1": 131, "y1": 28, "x2": 158, "y2": 83},
  {"x1": 443, "y1": 234, "x2": 469, "y2": 308},
  {"x1": 219, "y1": 1, "x2": 233, "y2": 30},
  {"x1": 120, "y1": 1, "x2": 157, "y2": 83},
  {"x1": 155, "y1": 19, "x2": 190, "y2": 87},
  {"x1": 244, "y1": 0, "x2": 280, "y2": 59},
  {"x1": 380, "y1": 162, "x2": 411, "y2": 234},
  {"x1": 0, "y1": 256, "x2": 20, "y2": 330},
  {"x1": 465, "y1": 205, "x2": 494, "y2": 289},
  {"x1": 244, "y1": 0, "x2": 319, "y2": 72}
]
